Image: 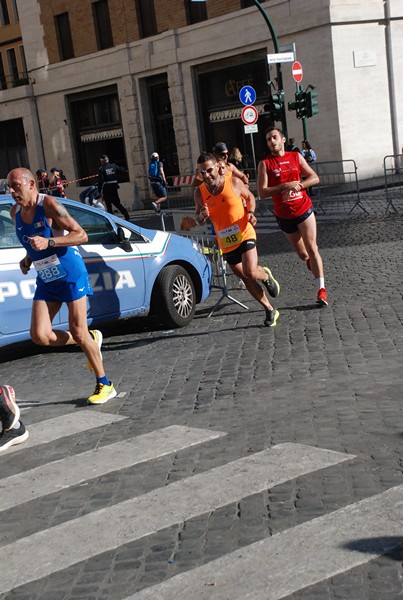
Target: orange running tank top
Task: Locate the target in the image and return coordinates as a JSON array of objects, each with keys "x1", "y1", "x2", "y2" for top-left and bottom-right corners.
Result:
[{"x1": 199, "y1": 173, "x2": 255, "y2": 253}]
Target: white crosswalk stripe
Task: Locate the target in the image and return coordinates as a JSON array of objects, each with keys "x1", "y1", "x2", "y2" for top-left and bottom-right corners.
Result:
[
  {"x1": 1, "y1": 438, "x2": 353, "y2": 595},
  {"x1": 127, "y1": 484, "x2": 403, "y2": 600},
  {"x1": 0, "y1": 425, "x2": 226, "y2": 513},
  {"x1": 4, "y1": 410, "x2": 128, "y2": 454}
]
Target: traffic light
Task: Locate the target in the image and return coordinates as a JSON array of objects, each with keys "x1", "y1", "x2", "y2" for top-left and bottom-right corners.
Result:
[
  {"x1": 295, "y1": 90, "x2": 308, "y2": 119},
  {"x1": 264, "y1": 91, "x2": 284, "y2": 121},
  {"x1": 306, "y1": 90, "x2": 319, "y2": 118}
]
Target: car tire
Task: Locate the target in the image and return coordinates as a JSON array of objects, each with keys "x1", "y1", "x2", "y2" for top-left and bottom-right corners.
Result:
[{"x1": 153, "y1": 265, "x2": 196, "y2": 328}]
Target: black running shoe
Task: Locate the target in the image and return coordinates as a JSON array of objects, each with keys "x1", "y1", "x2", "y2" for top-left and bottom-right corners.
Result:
[
  {"x1": 264, "y1": 308, "x2": 279, "y2": 327},
  {"x1": 0, "y1": 422, "x2": 29, "y2": 452},
  {"x1": 0, "y1": 385, "x2": 19, "y2": 431},
  {"x1": 262, "y1": 267, "x2": 280, "y2": 298}
]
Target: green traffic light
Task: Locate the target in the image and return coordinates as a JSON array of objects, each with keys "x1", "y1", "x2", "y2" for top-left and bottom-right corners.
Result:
[{"x1": 306, "y1": 90, "x2": 319, "y2": 118}]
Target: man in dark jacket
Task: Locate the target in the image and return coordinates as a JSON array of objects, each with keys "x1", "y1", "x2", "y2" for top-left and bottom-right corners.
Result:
[{"x1": 97, "y1": 155, "x2": 130, "y2": 220}]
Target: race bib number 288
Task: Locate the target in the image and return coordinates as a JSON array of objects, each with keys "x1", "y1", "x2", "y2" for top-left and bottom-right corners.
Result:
[{"x1": 33, "y1": 254, "x2": 66, "y2": 283}]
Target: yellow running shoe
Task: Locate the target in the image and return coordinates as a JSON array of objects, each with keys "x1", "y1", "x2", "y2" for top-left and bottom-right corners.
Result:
[
  {"x1": 87, "y1": 329, "x2": 103, "y2": 372},
  {"x1": 87, "y1": 382, "x2": 117, "y2": 405}
]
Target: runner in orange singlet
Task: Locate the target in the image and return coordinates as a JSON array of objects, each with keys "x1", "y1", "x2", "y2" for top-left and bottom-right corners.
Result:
[{"x1": 194, "y1": 151, "x2": 280, "y2": 327}]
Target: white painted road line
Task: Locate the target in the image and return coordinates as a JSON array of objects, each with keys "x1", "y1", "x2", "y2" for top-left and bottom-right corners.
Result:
[
  {"x1": 4, "y1": 410, "x2": 128, "y2": 454},
  {"x1": 1, "y1": 443, "x2": 354, "y2": 594},
  {"x1": 128, "y1": 484, "x2": 403, "y2": 600},
  {"x1": 0, "y1": 425, "x2": 227, "y2": 512}
]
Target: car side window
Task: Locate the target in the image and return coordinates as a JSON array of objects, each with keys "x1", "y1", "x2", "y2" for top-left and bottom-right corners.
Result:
[
  {"x1": 64, "y1": 204, "x2": 120, "y2": 244},
  {"x1": 0, "y1": 204, "x2": 20, "y2": 248}
]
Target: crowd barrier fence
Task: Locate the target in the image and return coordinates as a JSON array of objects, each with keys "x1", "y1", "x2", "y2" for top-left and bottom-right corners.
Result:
[{"x1": 383, "y1": 153, "x2": 403, "y2": 213}]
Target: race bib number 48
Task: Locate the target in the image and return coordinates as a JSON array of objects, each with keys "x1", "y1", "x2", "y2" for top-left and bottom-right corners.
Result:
[
  {"x1": 33, "y1": 254, "x2": 67, "y2": 283},
  {"x1": 218, "y1": 224, "x2": 242, "y2": 249}
]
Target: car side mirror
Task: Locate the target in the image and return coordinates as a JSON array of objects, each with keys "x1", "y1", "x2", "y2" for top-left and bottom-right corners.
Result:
[{"x1": 117, "y1": 226, "x2": 132, "y2": 252}]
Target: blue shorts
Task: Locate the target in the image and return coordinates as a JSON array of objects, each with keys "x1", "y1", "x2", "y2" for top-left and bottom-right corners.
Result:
[
  {"x1": 276, "y1": 207, "x2": 314, "y2": 234},
  {"x1": 224, "y1": 239, "x2": 256, "y2": 265},
  {"x1": 151, "y1": 182, "x2": 167, "y2": 199},
  {"x1": 34, "y1": 272, "x2": 93, "y2": 303}
]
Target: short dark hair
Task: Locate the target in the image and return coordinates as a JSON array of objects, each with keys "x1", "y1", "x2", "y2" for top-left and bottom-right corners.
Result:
[
  {"x1": 265, "y1": 127, "x2": 285, "y2": 137},
  {"x1": 197, "y1": 151, "x2": 216, "y2": 165}
]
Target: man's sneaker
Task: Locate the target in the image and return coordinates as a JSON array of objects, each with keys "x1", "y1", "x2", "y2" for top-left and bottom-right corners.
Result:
[
  {"x1": 0, "y1": 422, "x2": 29, "y2": 452},
  {"x1": 152, "y1": 201, "x2": 160, "y2": 213},
  {"x1": 316, "y1": 288, "x2": 328, "y2": 306},
  {"x1": 87, "y1": 382, "x2": 117, "y2": 405},
  {"x1": 261, "y1": 267, "x2": 280, "y2": 298},
  {"x1": 87, "y1": 329, "x2": 103, "y2": 372},
  {"x1": 264, "y1": 308, "x2": 279, "y2": 327},
  {"x1": 0, "y1": 385, "x2": 19, "y2": 431}
]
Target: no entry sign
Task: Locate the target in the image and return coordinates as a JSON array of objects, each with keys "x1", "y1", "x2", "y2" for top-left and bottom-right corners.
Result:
[{"x1": 292, "y1": 61, "x2": 303, "y2": 83}]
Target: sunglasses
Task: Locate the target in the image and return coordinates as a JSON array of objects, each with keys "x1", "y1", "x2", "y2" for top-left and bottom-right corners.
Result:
[{"x1": 198, "y1": 165, "x2": 217, "y2": 176}]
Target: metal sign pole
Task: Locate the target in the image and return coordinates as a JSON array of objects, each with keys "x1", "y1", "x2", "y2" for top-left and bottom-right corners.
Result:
[{"x1": 250, "y1": 133, "x2": 257, "y2": 175}]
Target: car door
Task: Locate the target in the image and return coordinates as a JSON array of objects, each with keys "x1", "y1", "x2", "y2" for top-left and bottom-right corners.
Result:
[
  {"x1": 57, "y1": 203, "x2": 147, "y2": 325},
  {"x1": 0, "y1": 200, "x2": 60, "y2": 342}
]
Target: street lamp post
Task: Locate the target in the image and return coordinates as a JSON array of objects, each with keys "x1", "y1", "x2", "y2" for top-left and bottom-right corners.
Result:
[
  {"x1": 251, "y1": 0, "x2": 287, "y2": 139},
  {"x1": 191, "y1": 0, "x2": 287, "y2": 139}
]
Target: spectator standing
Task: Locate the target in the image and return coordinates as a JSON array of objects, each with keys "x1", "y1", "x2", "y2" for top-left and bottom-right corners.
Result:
[
  {"x1": 36, "y1": 168, "x2": 49, "y2": 194},
  {"x1": 49, "y1": 168, "x2": 66, "y2": 198},
  {"x1": 301, "y1": 140, "x2": 317, "y2": 164},
  {"x1": 98, "y1": 154, "x2": 130, "y2": 221},
  {"x1": 228, "y1": 147, "x2": 245, "y2": 171},
  {"x1": 148, "y1": 152, "x2": 168, "y2": 212},
  {"x1": 286, "y1": 138, "x2": 301, "y2": 153}
]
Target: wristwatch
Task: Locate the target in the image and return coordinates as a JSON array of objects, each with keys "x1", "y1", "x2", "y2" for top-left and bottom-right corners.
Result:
[{"x1": 48, "y1": 238, "x2": 56, "y2": 248}]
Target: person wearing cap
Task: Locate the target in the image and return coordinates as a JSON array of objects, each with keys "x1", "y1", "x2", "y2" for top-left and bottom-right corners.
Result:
[
  {"x1": 213, "y1": 142, "x2": 249, "y2": 185},
  {"x1": 98, "y1": 155, "x2": 130, "y2": 221},
  {"x1": 148, "y1": 152, "x2": 168, "y2": 212},
  {"x1": 49, "y1": 167, "x2": 66, "y2": 198},
  {"x1": 193, "y1": 142, "x2": 249, "y2": 188}
]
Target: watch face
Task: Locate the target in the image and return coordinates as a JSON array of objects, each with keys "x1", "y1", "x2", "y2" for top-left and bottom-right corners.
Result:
[{"x1": 48, "y1": 238, "x2": 55, "y2": 248}]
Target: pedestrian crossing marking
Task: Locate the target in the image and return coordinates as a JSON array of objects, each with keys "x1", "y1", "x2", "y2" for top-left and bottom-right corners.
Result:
[
  {"x1": 1, "y1": 443, "x2": 354, "y2": 594},
  {"x1": 4, "y1": 410, "x2": 128, "y2": 454},
  {"x1": 0, "y1": 426, "x2": 226, "y2": 512},
  {"x1": 127, "y1": 484, "x2": 403, "y2": 600}
]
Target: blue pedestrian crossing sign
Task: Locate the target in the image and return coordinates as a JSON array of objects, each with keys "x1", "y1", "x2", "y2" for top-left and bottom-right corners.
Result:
[{"x1": 239, "y1": 85, "x2": 256, "y2": 106}]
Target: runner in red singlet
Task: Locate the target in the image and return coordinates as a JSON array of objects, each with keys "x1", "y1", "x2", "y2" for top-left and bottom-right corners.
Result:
[{"x1": 258, "y1": 127, "x2": 328, "y2": 306}]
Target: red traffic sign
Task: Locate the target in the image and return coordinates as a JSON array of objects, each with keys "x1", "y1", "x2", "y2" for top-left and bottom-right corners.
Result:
[
  {"x1": 292, "y1": 61, "x2": 303, "y2": 83},
  {"x1": 241, "y1": 105, "x2": 258, "y2": 125}
]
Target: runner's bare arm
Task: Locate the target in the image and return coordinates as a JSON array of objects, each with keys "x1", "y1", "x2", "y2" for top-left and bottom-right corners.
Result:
[
  {"x1": 194, "y1": 187, "x2": 209, "y2": 224},
  {"x1": 298, "y1": 154, "x2": 320, "y2": 189},
  {"x1": 28, "y1": 196, "x2": 88, "y2": 251}
]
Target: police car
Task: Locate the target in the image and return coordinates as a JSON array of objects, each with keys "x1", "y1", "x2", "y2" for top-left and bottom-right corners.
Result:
[{"x1": 0, "y1": 195, "x2": 212, "y2": 347}]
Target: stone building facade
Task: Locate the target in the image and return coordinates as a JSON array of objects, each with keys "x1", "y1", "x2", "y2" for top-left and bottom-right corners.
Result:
[{"x1": 0, "y1": 0, "x2": 401, "y2": 208}]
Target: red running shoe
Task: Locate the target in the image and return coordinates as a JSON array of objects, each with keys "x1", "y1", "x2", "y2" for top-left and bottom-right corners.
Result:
[{"x1": 316, "y1": 288, "x2": 328, "y2": 306}]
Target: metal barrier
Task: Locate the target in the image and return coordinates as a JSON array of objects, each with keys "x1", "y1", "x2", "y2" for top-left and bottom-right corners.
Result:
[
  {"x1": 313, "y1": 159, "x2": 365, "y2": 215},
  {"x1": 383, "y1": 153, "x2": 403, "y2": 213},
  {"x1": 165, "y1": 175, "x2": 196, "y2": 210},
  {"x1": 179, "y1": 232, "x2": 249, "y2": 317}
]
